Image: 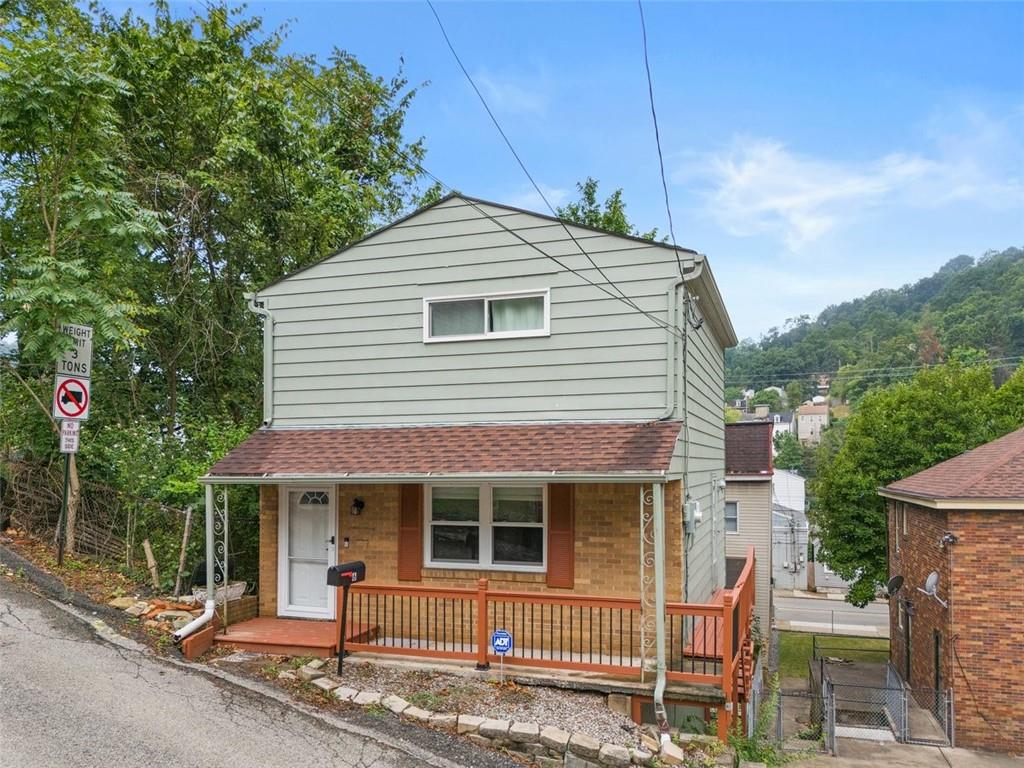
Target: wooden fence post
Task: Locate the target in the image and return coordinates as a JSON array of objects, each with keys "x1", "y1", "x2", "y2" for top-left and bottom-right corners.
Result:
[
  {"x1": 719, "y1": 589, "x2": 734, "y2": 741},
  {"x1": 476, "y1": 578, "x2": 490, "y2": 670}
]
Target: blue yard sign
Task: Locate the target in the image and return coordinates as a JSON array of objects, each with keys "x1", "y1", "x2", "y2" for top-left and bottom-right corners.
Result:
[{"x1": 491, "y1": 628, "x2": 513, "y2": 655}]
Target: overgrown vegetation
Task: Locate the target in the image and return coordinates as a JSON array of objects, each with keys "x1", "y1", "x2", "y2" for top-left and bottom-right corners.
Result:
[
  {"x1": 729, "y1": 674, "x2": 791, "y2": 766},
  {"x1": 0, "y1": 1, "x2": 428, "y2": 584}
]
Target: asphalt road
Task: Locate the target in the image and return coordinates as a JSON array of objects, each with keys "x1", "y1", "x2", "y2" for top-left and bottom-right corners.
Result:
[
  {"x1": 774, "y1": 594, "x2": 890, "y2": 637},
  {"x1": 0, "y1": 575, "x2": 515, "y2": 768}
]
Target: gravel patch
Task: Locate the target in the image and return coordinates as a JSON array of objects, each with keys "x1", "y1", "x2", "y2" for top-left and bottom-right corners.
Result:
[{"x1": 312, "y1": 661, "x2": 642, "y2": 747}]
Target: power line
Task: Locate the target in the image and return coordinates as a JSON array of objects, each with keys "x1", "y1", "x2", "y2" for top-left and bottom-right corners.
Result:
[
  {"x1": 189, "y1": 0, "x2": 692, "y2": 344},
  {"x1": 724, "y1": 356, "x2": 1024, "y2": 387},
  {"x1": 636, "y1": 0, "x2": 683, "y2": 279},
  {"x1": 423, "y1": 0, "x2": 674, "y2": 315}
]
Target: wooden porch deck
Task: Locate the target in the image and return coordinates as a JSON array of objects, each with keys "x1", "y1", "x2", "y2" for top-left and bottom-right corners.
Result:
[{"x1": 213, "y1": 618, "x2": 377, "y2": 658}]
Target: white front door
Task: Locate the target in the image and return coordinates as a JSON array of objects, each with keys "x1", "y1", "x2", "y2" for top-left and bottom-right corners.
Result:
[{"x1": 278, "y1": 486, "x2": 336, "y2": 619}]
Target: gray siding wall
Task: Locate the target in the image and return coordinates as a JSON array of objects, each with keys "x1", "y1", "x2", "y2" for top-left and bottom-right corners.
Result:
[
  {"x1": 725, "y1": 480, "x2": 773, "y2": 631},
  {"x1": 670, "y1": 299, "x2": 727, "y2": 604},
  {"x1": 260, "y1": 197, "x2": 698, "y2": 426}
]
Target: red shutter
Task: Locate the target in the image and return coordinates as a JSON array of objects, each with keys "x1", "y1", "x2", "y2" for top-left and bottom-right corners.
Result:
[
  {"x1": 397, "y1": 484, "x2": 423, "y2": 581},
  {"x1": 546, "y1": 483, "x2": 574, "y2": 589}
]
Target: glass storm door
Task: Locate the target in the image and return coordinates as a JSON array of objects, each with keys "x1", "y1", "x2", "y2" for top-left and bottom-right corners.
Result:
[{"x1": 281, "y1": 488, "x2": 336, "y2": 618}]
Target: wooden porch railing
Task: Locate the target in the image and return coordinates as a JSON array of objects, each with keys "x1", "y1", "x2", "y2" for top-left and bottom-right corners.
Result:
[{"x1": 339, "y1": 547, "x2": 757, "y2": 703}]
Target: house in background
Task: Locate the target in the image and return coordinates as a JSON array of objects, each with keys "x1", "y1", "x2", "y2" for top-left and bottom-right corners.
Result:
[
  {"x1": 724, "y1": 421, "x2": 773, "y2": 637},
  {"x1": 795, "y1": 402, "x2": 829, "y2": 444},
  {"x1": 879, "y1": 426, "x2": 1024, "y2": 753},
  {"x1": 179, "y1": 193, "x2": 756, "y2": 736}
]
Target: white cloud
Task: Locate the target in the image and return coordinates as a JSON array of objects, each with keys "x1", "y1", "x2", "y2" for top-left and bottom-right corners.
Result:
[
  {"x1": 471, "y1": 68, "x2": 548, "y2": 115},
  {"x1": 675, "y1": 106, "x2": 1024, "y2": 251}
]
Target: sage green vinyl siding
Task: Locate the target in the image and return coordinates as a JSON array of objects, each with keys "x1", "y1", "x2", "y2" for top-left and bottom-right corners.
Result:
[
  {"x1": 260, "y1": 196, "x2": 700, "y2": 426},
  {"x1": 669, "y1": 296, "x2": 727, "y2": 603},
  {"x1": 725, "y1": 480, "x2": 773, "y2": 631}
]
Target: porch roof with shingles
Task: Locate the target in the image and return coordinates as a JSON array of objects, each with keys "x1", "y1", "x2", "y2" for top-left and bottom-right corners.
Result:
[{"x1": 205, "y1": 421, "x2": 684, "y2": 481}]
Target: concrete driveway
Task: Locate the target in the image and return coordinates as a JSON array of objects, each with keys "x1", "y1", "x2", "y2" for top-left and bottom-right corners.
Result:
[
  {"x1": 0, "y1": 574, "x2": 516, "y2": 768},
  {"x1": 789, "y1": 737, "x2": 1023, "y2": 767},
  {"x1": 774, "y1": 592, "x2": 889, "y2": 637}
]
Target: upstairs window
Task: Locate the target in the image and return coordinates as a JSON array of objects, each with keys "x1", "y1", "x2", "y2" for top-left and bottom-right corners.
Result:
[{"x1": 424, "y1": 290, "x2": 549, "y2": 342}]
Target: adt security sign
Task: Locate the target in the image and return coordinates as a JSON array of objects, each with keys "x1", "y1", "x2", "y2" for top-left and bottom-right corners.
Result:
[
  {"x1": 60, "y1": 420, "x2": 80, "y2": 454},
  {"x1": 491, "y1": 629, "x2": 513, "y2": 655}
]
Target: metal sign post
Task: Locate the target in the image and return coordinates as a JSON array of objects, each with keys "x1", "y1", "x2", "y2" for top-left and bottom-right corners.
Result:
[
  {"x1": 491, "y1": 628, "x2": 513, "y2": 684},
  {"x1": 53, "y1": 324, "x2": 92, "y2": 566}
]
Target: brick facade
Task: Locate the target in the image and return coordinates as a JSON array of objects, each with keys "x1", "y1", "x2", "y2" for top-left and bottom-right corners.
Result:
[
  {"x1": 259, "y1": 481, "x2": 683, "y2": 602},
  {"x1": 888, "y1": 500, "x2": 1024, "y2": 752}
]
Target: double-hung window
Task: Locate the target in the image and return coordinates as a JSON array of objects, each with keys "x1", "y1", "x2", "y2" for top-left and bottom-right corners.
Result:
[
  {"x1": 425, "y1": 485, "x2": 545, "y2": 571},
  {"x1": 725, "y1": 501, "x2": 739, "y2": 533},
  {"x1": 423, "y1": 289, "x2": 549, "y2": 342}
]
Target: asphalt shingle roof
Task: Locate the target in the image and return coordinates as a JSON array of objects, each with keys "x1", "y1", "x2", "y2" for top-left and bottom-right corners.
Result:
[
  {"x1": 881, "y1": 426, "x2": 1024, "y2": 501},
  {"x1": 207, "y1": 421, "x2": 684, "y2": 478},
  {"x1": 725, "y1": 421, "x2": 774, "y2": 476}
]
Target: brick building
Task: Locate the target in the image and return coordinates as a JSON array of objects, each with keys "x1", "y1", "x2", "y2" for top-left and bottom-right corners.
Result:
[{"x1": 879, "y1": 426, "x2": 1024, "y2": 753}]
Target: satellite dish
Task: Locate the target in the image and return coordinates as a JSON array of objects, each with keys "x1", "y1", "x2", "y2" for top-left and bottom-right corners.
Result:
[
  {"x1": 917, "y1": 570, "x2": 948, "y2": 607},
  {"x1": 886, "y1": 575, "x2": 904, "y2": 597}
]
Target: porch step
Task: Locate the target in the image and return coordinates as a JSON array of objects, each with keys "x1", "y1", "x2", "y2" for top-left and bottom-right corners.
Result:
[{"x1": 213, "y1": 617, "x2": 377, "y2": 659}]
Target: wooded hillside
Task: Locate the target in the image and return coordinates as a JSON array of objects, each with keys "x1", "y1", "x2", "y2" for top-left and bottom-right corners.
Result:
[{"x1": 726, "y1": 246, "x2": 1024, "y2": 401}]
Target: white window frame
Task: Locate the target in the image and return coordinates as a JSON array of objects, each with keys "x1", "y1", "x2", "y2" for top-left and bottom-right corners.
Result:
[
  {"x1": 725, "y1": 500, "x2": 739, "y2": 534},
  {"x1": 422, "y1": 288, "x2": 551, "y2": 343},
  {"x1": 423, "y1": 483, "x2": 547, "y2": 572}
]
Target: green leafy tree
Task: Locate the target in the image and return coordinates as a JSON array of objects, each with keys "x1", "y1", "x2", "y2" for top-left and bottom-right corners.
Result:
[
  {"x1": 784, "y1": 381, "x2": 806, "y2": 407},
  {"x1": 556, "y1": 177, "x2": 661, "y2": 240},
  {"x1": 812, "y1": 361, "x2": 1024, "y2": 605},
  {"x1": 773, "y1": 431, "x2": 805, "y2": 473},
  {"x1": 0, "y1": 1, "x2": 427, "y2": 576},
  {"x1": 751, "y1": 388, "x2": 783, "y2": 412},
  {"x1": 724, "y1": 407, "x2": 742, "y2": 424}
]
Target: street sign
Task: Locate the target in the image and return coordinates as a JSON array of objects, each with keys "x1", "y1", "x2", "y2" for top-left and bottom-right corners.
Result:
[
  {"x1": 59, "y1": 420, "x2": 80, "y2": 453},
  {"x1": 53, "y1": 375, "x2": 90, "y2": 420},
  {"x1": 56, "y1": 323, "x2": 93, "y2": 378},
  {"x1": 491, "y1": 628, "x2": 513, "y2": 655}
]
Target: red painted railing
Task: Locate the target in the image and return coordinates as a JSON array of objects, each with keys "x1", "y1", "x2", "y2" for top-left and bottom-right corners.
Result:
[{"x1": 339, "y1": 547, "x2": 756, "y2": 715}]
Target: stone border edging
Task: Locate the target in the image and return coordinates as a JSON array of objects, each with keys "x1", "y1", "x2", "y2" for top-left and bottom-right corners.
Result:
[{"x1": 288, "y1": 662, "x2": 734, "y2": 768}]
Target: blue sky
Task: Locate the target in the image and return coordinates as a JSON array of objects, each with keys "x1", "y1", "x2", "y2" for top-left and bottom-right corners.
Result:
[{"x1": 110, "y1": 1, "x2": 1023, "y2": 339}]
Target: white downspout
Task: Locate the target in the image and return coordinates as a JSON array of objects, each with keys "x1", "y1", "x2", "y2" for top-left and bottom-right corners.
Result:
[
  {"x1": 244, "y1": 292, "x2": 274, "y2": 427},
  {"x1": 173, "y1": 484, "x2": 217, "y2": 643},
  {"x1": 656, "y1": 278, "x2": 682, "y2": 420}
]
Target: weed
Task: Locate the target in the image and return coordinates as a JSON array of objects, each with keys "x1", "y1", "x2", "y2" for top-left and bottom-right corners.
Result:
[
  {"x1": 290, "y1": 655, "x2": 315, "y2": 669},
  {"x1": 407, "y1": 690, "x2": 443, "y2": 711},
  {"x1": 729, "y1": 673, "x2": 792, "y2": 767},
  {"x1": 260, "y1": 664, "x2": 280, "y2": 678},
  {"x1": 365, "y1": 702, "x2": 388, "y2": 717}
]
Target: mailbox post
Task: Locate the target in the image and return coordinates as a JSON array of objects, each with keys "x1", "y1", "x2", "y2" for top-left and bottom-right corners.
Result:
[{"x1": 327, "y1": 561, "x2": 366, "y2": 675}]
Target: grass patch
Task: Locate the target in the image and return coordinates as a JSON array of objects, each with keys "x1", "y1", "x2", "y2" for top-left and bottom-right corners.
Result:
[{"x1": 777, "y1": 632, "x2": 889, "y2": 679}]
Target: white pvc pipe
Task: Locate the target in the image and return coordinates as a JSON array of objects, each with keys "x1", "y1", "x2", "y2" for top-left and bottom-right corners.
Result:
[
  {"x1": 172, "y1": 599, "x2": 215, "y2": 643},
  {"x1": 173, "y1": 484, "x2": 217, "y2": 643}
]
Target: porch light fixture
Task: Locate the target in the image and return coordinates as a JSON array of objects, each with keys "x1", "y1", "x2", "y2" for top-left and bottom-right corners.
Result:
[{"x1": 350, "y1": 497, "x2": 365, "y2": 516}]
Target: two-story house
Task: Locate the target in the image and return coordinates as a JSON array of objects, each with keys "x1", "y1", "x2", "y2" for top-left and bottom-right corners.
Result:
[
  {"x1": 173, "y1": 194, "x2": 753, "y2": 735},
  {"x1": 795, "y1": 402, "x2": 829, "y2": 444}
]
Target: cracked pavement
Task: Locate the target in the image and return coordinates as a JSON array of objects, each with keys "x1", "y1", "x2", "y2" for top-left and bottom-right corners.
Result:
[{"x1": 0, "y1": 574, "x2": 516, "y2": 768}]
